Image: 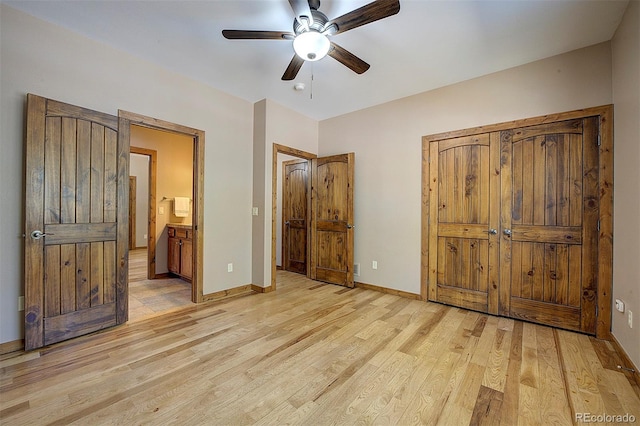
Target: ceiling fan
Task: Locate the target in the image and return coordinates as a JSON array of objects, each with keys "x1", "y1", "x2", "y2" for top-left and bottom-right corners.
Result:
[{"x1": 222, "y1": 0, "x2": 400, "y2": 81}]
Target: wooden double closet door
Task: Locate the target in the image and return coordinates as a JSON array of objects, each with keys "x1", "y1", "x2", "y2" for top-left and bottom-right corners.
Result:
[{"x1": 424, "y1": 107, "x2": 613, "y2": 336}]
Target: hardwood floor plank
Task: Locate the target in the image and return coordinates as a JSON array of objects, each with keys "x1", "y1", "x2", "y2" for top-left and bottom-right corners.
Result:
[
  {"x1": 499, "y1": 321, "x2": 524, "y2": 424},
  {"x1": 1, "y1": 270, "x2": 638, "y2": 425},
  {"x1": 469, "y1": 385, "x2": 504, "y2": 426},
  {"x1": 556, "y1": 330, "x2": 608, "y2": 417},
  {"x1": 338, "y1": 351, "x2": 415, "y2": 425},
  {"x1": 535, "y1": 325, "x2": 574, "y2": 424},
  {"x1": 481, "y1": 328, "x2": 511, "y2": 392}
]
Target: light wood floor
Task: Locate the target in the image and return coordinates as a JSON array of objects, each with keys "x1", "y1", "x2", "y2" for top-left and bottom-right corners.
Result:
[
  {"x1": 1, "y1": 271, "x2": 638, "y2": 425},
  {"x1": 128, "y1": 248, "x2": 193, "y2": 322}
]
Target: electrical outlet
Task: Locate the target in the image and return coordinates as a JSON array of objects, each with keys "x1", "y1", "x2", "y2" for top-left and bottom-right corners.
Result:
[
  {"x1": 143, "y1": 234, "x2": 147, "y2": 240},
  {"x1": 227, "y1": 263, "x2": 233, "y2": 273},
  {"x1": 18, "y1": 296, "x2": 24, "y2": 311},
  {"x1": 354, "y1": 263, "x2": 360, "y2": 276},
  {"x1": 372, "y1": 261, "x2": 378, "y2": 270},
  {"x1": 629, "y1": 310, "x2": 633, "y2": 328},
  {"x1": 252, "y1": 207, "x2": 259, "y2": 216},
  {"x1": 159, "y1": 206, "x2": 165, "y2": 215}
]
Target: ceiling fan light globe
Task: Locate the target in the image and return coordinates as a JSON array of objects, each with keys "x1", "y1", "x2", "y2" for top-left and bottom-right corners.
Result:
[{"x1": 293, "y1": 31, "x2": 330, "y2": 61}]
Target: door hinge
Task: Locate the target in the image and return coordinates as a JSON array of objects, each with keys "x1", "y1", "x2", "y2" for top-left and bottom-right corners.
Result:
[
  {"x1": 596, "y1": 305, "x2": 599, "y2": 317},
  {"x1": 597, "y1": 135, "x2": 601, "y2": 146},
  {"x1": 597, "y1": 220, "x2": 600, "y2": 231}
]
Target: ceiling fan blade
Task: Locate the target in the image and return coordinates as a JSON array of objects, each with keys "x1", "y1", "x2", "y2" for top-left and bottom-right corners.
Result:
[
  {"x1": 222, "y1": 30, "x2": 294, "y2": 40},
  {"x1": 288, "y1": 0, "x2": 313, "y2": 25},
  {"x1": 327, "y1": 0, "x2": 400, "y2": 35},
  {"x1": 328, "y1": 42, "x2": 370, "y2": 74},
  {"x1": 282, "y1": 54, "x2": 305, "y2": 80}
]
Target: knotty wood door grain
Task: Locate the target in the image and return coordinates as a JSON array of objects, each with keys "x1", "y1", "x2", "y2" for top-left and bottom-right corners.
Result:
[
  {"x1": 424, "y1": 107, "x2": 612, "y2": 336},
  {"x1": 282, "y1": 159, "x2": 309, "y2": 275},
  {"x1": 311, "y1": 153, "x2": 355, "y2": 287},
  {"x1": 501, "y1": 118, "x2": 599, "y2": 333},
  {"x1": 24, "y1": 94, "x2": 128, "y2": 350},
  {"x1": 428, "y1": 134, "x2": 500, "y2": 313}
]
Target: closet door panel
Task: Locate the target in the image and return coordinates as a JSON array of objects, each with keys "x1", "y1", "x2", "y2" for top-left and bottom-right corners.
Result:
[
  {"x1": 505, "y1": 118, "x2": 598, "y2": 333},
  {"x1": 428, "y1": 134, "x2": 498, "y2": 313}
]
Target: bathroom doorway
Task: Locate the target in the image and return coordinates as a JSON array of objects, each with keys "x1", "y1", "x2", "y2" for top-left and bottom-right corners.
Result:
[{"x1": 126, "y1": 121, "x2": 202, "y2": 320}]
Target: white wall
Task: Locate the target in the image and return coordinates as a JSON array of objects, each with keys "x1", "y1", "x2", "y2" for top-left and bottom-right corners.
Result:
[
  {"x1": 0, "y1": 5, "x2": 254, "y2": 345},
  {"x1": 611, "y1": 0, "x2": 640, "y2": 369},
  {"x1": 252, "y1": 100, "x2": 318, "y2": 287},
  {"x1": 319, "y1": 42, "x2": 613, "y2": 297}
]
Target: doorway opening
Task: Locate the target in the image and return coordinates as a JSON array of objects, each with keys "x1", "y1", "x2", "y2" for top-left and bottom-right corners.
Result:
[
  {"x1": 128, "y1": 139, "x2": 194, "y2": 321},
  {"x1": 271, "y1": 144, "x2": 316, "y2": 291},
  {"x1": 271, "y1": 144, "x2": 356, "y2": 291},
  {"x1": 120, "y1": 110, "x2": 206, "y2": 309}
]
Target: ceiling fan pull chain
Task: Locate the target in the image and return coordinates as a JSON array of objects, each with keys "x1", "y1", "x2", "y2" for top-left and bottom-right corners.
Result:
[{"x1": 310, "y1": 65, "x2": 314, "y2": 100}]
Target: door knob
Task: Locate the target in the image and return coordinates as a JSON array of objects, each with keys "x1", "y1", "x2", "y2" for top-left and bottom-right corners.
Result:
[
  {"x1": 503, "y1": 229, "x2": 512, "y2": 236},
  {"x1": 284, "y1": 221, "x2": 290, "y2": 226},
  {"x1": 30, "y1": 230, "x2": 48, "y2": 240},
  {"x1": 346, "y1": 224, "x2": 355, "y2": 229},
  {"x1": 487, "y1": 229, "x2": 498, "y2": 235}
]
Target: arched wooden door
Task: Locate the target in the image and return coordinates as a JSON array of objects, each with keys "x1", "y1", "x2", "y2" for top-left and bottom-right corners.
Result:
[
  {"x1": 282, "y1": 159, "x2": 309, "y2": 275},
  {"x1": 427, "y1": 134, "x2": 501, "y2": 313},
  {"x1": 24, "y1": 94, "x2": 128, "y2": 350},
  {"x1": 311, "y1": 153, "x2": 355, "y2": 287},
  {"x1": 499, "y1": 118, "x2": 599, "y2": 333}
]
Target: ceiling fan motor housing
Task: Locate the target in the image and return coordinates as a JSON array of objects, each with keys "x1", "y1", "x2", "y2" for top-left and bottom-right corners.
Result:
[{"x1": 293, "y1": 9, "x2": 329, "y2": 35}]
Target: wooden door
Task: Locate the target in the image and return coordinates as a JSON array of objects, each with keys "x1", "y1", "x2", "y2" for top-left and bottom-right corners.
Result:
[
  {"x1": 311, "y1": 153, "x2": 355, "y2": 287},
  {"x1": 282, "y1": 159, "x2": 309, "y2": 274},
  {"x1": 427, "y1": 134, "x2": 501, "y2": 313},
  {"x1": 24, "y1": 94, "x2": 128, "y2": 350},
  {"x1": 500, "y1": 118, "x2": 599, "y2": 333}
]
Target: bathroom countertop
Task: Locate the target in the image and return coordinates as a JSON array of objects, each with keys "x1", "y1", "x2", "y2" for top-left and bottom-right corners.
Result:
[{"x1": 166, "y1": 223, "x2": 192, "y2": 229}]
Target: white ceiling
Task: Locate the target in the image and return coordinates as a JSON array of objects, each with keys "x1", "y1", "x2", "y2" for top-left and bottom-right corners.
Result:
[{"x1": 5, "y1": 0, "x2": 629, "y2": 120}]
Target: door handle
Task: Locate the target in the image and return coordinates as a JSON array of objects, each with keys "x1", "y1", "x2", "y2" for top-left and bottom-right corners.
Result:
[
  {"x1": 487, "y1": 229, "x2": 498, "y2": 235},
  {"x1": 30, "y1": 230, "x2": 49, "y2": 240},
  {"x1": 285, "y1": 221, "x2": 290, "y2": 226},
  {"x1": 346, "y1": 224, "x2": 355, "y2": 229},
  {"x1": 503, "y1": 229, "x2": 512, "y2": 236}
]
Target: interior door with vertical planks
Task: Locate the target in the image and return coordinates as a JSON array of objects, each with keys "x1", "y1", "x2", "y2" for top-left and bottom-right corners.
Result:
[
  {"x1": 428, "y1": 134, "x2": 501, "y2": 313},
  {"x1": 501, "y1": 118, "x2": 599, "y2": 333},
  {"x1": 311, "y1": 153, "x2": 355, "y2": 287},
  {"x1": 282, "y1": 159, "x2": 309, "y2": 275},
  {"x1": 24, "y1": 94, "x2": 128, "y2": 350}
]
